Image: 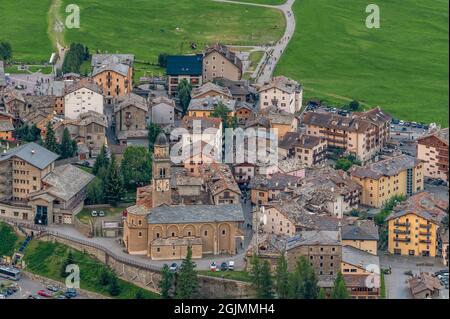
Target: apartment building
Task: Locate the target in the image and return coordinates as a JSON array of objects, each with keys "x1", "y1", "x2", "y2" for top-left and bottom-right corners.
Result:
[
  {"x1": 279, "y1": 132, "x2": 327, "y2": 166},
  {"x1": 0, "y1": 111, "x2": 14, "y2": 141},
  {"x1": 187, "y1": 95, "x2": 236, "y2": 118},
  {"x1": 64, "y1": 79, "x2": 104, "y2": 120},
  {"x1": 342, "y1": 220, "x2": 379, "y2": 255},
  {"x1": 149, "y1": 96, "x2": 176, "y2": 125},
  {"x1": 303, "y1": 108, "x2": 392, "y2": 163},
  {"x1": 166, "y1": 55, "x2": 203, "y2": 97},
  {"x1": 351, "y1": 154, "x2": 424, "y2": 208},
  {"x1": 259, "y1": 76, "x2": 303, "y2": 114},
  {"x1": 386, "y1": 192, "x2": 448, "y2": 257},
  {"x1": 417, "y1": 128, "x2": 449, "y2": 183},
  {"x1": 91, "y1": 54, "x2": 134, "y2": 104},
  {"x1": 202, "y1": 43, "x2": 242, "y2": 82},
  {"x1": 114, "y1": 93, "x2": 149, "y2": 146},
  {"x1": 191, "y1": 82, "x2": 233, "y2": 101}
]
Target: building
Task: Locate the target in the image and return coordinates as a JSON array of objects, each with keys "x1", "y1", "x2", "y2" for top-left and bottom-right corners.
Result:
[
  {"x1": 233, "y1": 162, "x2": 256, "y2": 185},
  {"x1": 249, "y1": 173, "x2": 302, "y2": 206},
  {"x1": 214, "y1": 78, "x2": 255, "y2": 103},
  {"x1": 91, "y1": 54, "x2": 134, "y2": 104},
  {"x1": 246, "y1": 106, "x2": 298, "y2": 141},
  {"x1": 258, "y1": 76, "x2": 302, "y2": 114},
  {"x1": 166, "y1": 55, "x2": 203, "y2": 96},
  {"x1": 386, "y1": 192, "x2": 448, "y2": 257},
  {"x1": 0, "y1": 142, "x2": 93, "y2": 224},
  {"x1": 123, "y1": 204, "x2": 244, "y2": 259},
  {"x1": 1, "y1": 88, "x2": 25, "y2": 121},
  {"x1": 202, "y1": 43, "x2": 242, "y2": 82},
  {"x1": 187, "y1": 95, "x2": 236, "y2": 118},
  {"x1": 279, "y1": 132, "x2": 327, "y2": 166},
  {"x1": 408, "y1": 273, "x2": 442, "y2": 299},
  {"x1": 286, "y1": 231, "x2": 342, "y2": 280},
  {"x1": 235, "y1": 101, "x2": 257, "y2": 126},
  {"x1": 191, "y1": 82, "x2": 233, "y2": 101},
  {"x1": 303, "y1": 108, "x2": 392, "y2": 163},
  {"x1": 149, "y1": 96, "x2": 176, "y2": 125},
  {"x1": 114, "y1": 93, "x2": 148, "y2": 146},
  {"x1": 351, "y1": 154, "x2": 424, "y2": 208},
  {"x1": 417, "y1": 128, "x2": 449, "y2": 183},
  {"x1": 64, "y1": 79, "x2": 104, "y2": 120},
  {"x1": 204, "y1": 163, "x2": 241, "y2": 205},
  {"x1": 441, "y1": 229, "x2": 448, "y2": 266},
  {"x1": 0, "y1": 111, "x2": 15, "y2": 141},
  {"x1": 54, "y1": 111, "x2": 107, "y2": 156},
  {"x1": 180, "y1": 116, "x2": 223, "y2": 156},
  {"x1": 342, "y1": 220, "x2": 379, "y2": 255},
  {"x1": 341, "y1": 245, "x2": 381, "y2": 299}
]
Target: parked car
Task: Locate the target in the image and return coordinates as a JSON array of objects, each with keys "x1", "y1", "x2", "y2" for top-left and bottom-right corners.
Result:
[
  {"x1": 220, "y1": 262, "x2": 228, "y2": 272},
  {"x1": 46, "y1": 285, "x2": 59, "y2": 292},
  {"x1": 228, "y1": 261, "x2": 235, "y2": 271},
  {"x1": 98, "y1": 211, "x2": 105, "y2": 217},
  {"x1": 64, "y1": 288, "x2": 77, "y2": 298},
  {"x1": 91, "y1": 211, "x2": 98, "y2": 217},
  {"x1": 37, "y1": 289, "x2": 53, "y2": 298},
  {"x1": 0, "y1": 293, "x2": 6, "y2": 299},
  {"x1": 210, "y1": 262, "x2": 218, "y2": 272},
  {"x1": 27, "y1": 295, "x2": 39, "y2": 299},
  {"x1": 169, "y1": 263, "x2": 178, "y2": 272},
  {"x1": 57, "y1": 295, "x2": 68, "y2": 299}
]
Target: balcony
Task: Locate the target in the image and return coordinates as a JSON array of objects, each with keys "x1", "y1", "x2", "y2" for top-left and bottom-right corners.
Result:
[
  {"x1": 419, "y1": 239, "x2": 432, "y2": 244},
  {"x1": 394, "y1": 237, "x2": 411, "y2": 243},
  {"x1": 419, "y1": 224, "x2": 431, "y2": 230},
  {"x1": 419, "y1": 231, "x2": 432, "y2": 236},
  {"x1": 394, "y1": 222, "x2": 410, "y2": 227},
  {"x1": 394, "y1": 229, "x2": 410, "y2": 235}
]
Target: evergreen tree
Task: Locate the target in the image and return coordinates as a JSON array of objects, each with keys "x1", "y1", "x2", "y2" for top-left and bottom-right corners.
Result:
[
  {"x1": 249, "y1": 253, "x2": 262, "y2": 294},
  {"x1": 135, "y1": 289, "x2": 145, "y2": 299},
  {"x1": 103, "y1": 156, "x2": 125, "y2": 206},
  {"x1": 93, "y1": 145, "x2": 110, "y2": 176},
  {"x1": 0, "y1": 41, "x2": 12, "y2": 60},
  {"x1": 120, "y1": 146, "x2": 152, "y2": 189},
  {"x1": 99, "y1": 268, "x2": 112, "y2": 286},
  {"x1": 159, "y1": 264, "x2": 174, "y2": 299},
  {"x1": 289, "y1": 256, "x2": 319, "y2": 299},
  {"x1": 60, "y1": 250, "x2": 75, "y2": 278},
  {"x1": 86, "y1": 178, "x2": 104, "y2": 205},
  {"x1": 108, "y1": 275, "x2": 122, "y2": 296},
  {"x1": 29, "y1": 124, "x2": 41, "y2": 142},
  {"x1": 331, "y1": 272, "x2": 350, "y2": 299},
  {"x1": 175, "y1": 246, "x2": 199, "y2": 299},
  {"x1": 260, "y1": 260, "x2": 274, "y2": 299},
  {"x1": 275, "y1": 253, "x2": 289, "y2": 299},
  {"x1": 148, "y1": 123, "x2": 162, "y2": 149},
  {"x1": 44, "y1": 122, "x2": 59, "y2": 154},
  {"x1": 177, "y1": 79, "x2": 192, "y2": 115},
  {"x1": 318, "y1": 288, "x2": 326, "y2": 299},
  {"x1": 59, "y1": 128, "x2": 76, "y2": 159}
]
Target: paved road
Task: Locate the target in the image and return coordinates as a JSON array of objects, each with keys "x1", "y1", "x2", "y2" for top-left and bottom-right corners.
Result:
[{"x1": 215, "y1": 0, "x2": 297, "y2": 84}]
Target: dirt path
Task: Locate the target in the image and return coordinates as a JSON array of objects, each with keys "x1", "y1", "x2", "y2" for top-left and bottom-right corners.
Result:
[{"x1": 47, "y1": 0, "x2": 67, "y2": 70}]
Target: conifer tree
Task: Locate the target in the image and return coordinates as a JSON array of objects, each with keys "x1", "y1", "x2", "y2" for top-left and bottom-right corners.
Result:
[{"x1": 175, "y1": 246, "x2": 199, "y2": 299}]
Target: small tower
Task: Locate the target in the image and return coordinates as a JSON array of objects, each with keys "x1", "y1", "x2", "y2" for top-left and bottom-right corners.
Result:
[{"x1": 152, "y1": 132, "x2": 172, "y2": 207}]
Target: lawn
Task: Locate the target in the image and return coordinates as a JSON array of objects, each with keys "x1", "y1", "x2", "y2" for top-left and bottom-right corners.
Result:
[
  {"x1": 235, "y1": 0, "x2": 286, "y2": 4},
  {"x1": 76, "y1": 206, "x2": 124, "y2": 224},
  {"x1": 198, "y1": 270, "x2": 252, "y2": 282},
  {"x1": 61, "y1": 0, "x2": 284, "y2": 64},
  {"x1": 23, "y1": 240, "x2": 160, "y2": 299},
  {"x1": 0, "y1": 222, "x2": 22, "y2": 256},
  {"x1": 0, "y1": 0, "x2": 54, "y2": 63},
  {"x1": 276, "y1": 0, "x2": 449, "y2": 126},
  {"x1": 248, "y1": 50, "x2": 265, "y2": 72}
]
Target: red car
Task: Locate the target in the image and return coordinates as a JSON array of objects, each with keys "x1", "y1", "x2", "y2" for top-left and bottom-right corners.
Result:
[{"x1": 37, "y1": 290, "x2": 53, "y2": 298}]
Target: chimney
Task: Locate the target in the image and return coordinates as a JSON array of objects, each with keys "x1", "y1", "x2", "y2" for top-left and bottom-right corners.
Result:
[{"x1": 31, "y1": 149, "x2": 36, "y2": 155}]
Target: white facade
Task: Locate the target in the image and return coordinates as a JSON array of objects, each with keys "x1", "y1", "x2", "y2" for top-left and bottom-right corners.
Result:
[
  {"x1": 259, "y1": 85, "x2": 303, "y2": 114},
  {"x1": 64, "y1": 88, "x2": 104, "y2": 120}
]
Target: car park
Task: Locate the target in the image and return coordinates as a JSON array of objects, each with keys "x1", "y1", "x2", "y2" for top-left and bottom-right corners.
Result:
[
  {"x1": 64, "y1": 288, "x2": 77, "y2": 298},
  {"x1": 46, "y1": 285, "x2": 59, "y2": 292},
  {"x1": 38, "y1": 289, "x2": 53, "y2": 298}
]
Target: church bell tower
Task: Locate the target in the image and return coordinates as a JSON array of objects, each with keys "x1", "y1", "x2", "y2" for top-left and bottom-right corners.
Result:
[{"x1": 152, "y1": 132, "x2": 172, "y2": 207}]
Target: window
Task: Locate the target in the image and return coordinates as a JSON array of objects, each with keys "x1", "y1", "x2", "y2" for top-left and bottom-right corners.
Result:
[
  {"x1": 222, "y1": 229, "x2": 226, "y2": 235},
  {"x1": 138, "y1": 232, "x2": 142, "y2": 238},
  {"x1": 171, "y1": 232, "x2": 175, "y2": 237},
  {"x1": 204, "y1": 230, "x2": 208, "y2": 236},
  {"x1": 157, "y1": 248, "x2": 160, "y2": 252}
]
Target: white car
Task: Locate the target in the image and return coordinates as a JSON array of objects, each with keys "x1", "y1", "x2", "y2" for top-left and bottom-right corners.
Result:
[
  {"x1": 228, "y1": 261, "x2": 235, "y2": 271},
  {"x1": 91, "y1": 211, "x2": 98, "y2": 217},
  {"x1": 98, "y1": 211, "x2": 105, "y2": 217}
]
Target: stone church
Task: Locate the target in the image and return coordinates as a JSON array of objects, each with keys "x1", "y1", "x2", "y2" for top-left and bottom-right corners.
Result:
[{"x1": 122, "y1": 133, "x2": 245, "y2": 260}]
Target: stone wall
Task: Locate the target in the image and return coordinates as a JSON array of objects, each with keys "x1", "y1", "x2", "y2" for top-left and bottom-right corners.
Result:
[{"x1": 37, "y1": 232, "x2": 255, "y2": 298}]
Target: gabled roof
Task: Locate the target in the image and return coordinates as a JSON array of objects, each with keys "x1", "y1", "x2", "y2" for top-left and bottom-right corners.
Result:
[
  {"x1": 350, "y1": 154, "x2": 421, "y2": 180},
  {"x1": 342, "y1": 221, "x2": 379, "y2": 241},
  {"x1": 166, "y1": 55, "x2": 203, "y2": 76},
  {"x1": 114, "y1": 93, "x2": 148, "y2": 113},
  {"x1": 409, "y1": 273, "x2": 442, "y2": 296},
  {"x1": 0, "y1": 120, "x2": 14, "y2": 132},
  {"x1": 0, "y1": 142, "x2": 59, "y2": 169},
  {"x1": 65, "y1": 78, "x2": 101, "y2": 95},
  {"x1": 286, "y1": 231, "x2": 340, "y2": 249},
  {"x1": 342, "y1": 245, "x2": 380, "y2": 271},
  {"x1": 191, "y1": 82, "x2": 233, "y2": 99},
  {"x1": 204, "y1": 43, "x2": 243, "y2": 72},
  {"x1": 188, "y1": 95, "x2": 236, "y2": 112}
]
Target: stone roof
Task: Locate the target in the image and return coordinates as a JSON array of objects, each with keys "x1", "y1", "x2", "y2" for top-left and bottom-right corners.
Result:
[
  {"x1": 38, "y1": 164, "x2": 94, "y2": 201},
  {"x1": 303, "y1": 107, "x2": 391, "y2": 133},
  {"x1": 65, "y1": 78, "x2": 101, "y2": 95},
  {"x1": 2, "y1": 88, "x2": 25, "y2": 104},
  {"x1": 286, "y1": 230, "x2": 340, "y2": 250},
  {"x1": 442, "y1": 229, "x2": 449, "y2": 244},
  {"x1": 191, "y1": 82, "x2": 232, "y2": 99},
  {"x1": 78, "y1": 111, "x2": 108, "y2": 127},
  {"x1": 350, "y1": 154, "x2": 421, "y2": 180},
  {"x1": 279, "y1": 132, "x2": 324, "y2": 150},
  {"x1": 204, "y1": 163, "x2": 241, "y2": 197},
  {"x1": 126, "y1": 204, "x2": 149, "y2": 216},
  {"x1": 259, "y1": 105, "x2": 296, "y2": 125},
  {"x1": 0, "y1": 142, "x2": 59, "y2": 169},
  {"x1": 147, "y1": 204, "x2": 244, "y2": 224},
  {"x1": 181, "y1": 116, "x2": 222, "y2": 131},
  {"x1": 409, "y1": 273, "x2": 442, "y2": 296},
  {"x1": 151, "y1": 96, "x2": 175, "y2": 107},
  {"x1": 0, "y1": 120, "x2": 14, "y2": 132},
  {"x1": 342, "y1": 245, "x2": 380, "y2": 271},
  {"x1": 166, "y1": 54, "x2": 203, "y2": 76},
  {"x1": 277, "y1": 158, "x2": 306, "y2": 174},
  {"x1": 114, "y1": 93, "x2": 148, "y2": 113},
  {"x1": 342, "y1": 220, "x2": 379, "y2": 241},
  {"x1": 117, "y1": 130, "x2": 148, "y2": 141},
  {"x1": 386, "y1": 191, "x2": 448, "y2": 224},
  {"x1": 188, "y1": 95, "x2": 236, "y2": 112},
  {"x1": 248, "y1": 172, "x2": 302, "y2": 191},
  {"x1": 214, "y1": 78, "x2": 252, "y2": 97},
  {"x1": 91, "y1": 54, "x2": 135, "y2": 67},
  {"x1": 419, "y1": 128, "x2": 449, "y2": 145},
  {"x1": 259, "y1": 76, "x2": 300, "y2": 94}
]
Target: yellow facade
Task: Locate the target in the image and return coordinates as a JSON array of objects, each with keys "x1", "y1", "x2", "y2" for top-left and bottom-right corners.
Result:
[
  {"x1": 342, "y1": 240, "x2": 378, "y2": 255},
  {"x1": 387, "y1": 212, "x2": 438, "y2": 257}
]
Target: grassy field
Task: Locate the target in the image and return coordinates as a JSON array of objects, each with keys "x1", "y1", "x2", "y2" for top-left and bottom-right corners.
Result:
[
  {"x1": 235, "y1": 0, "x2": 286, "y2": 4},
  {"x1": 61, "y1": 0, "x2": 284, "y2": 64},
  {"x1": 276, "y1": 0, "x2": 449, "y2": 126},
  {"x1": 0, "y1": 222, "x2": 22, "y2": 256},
  {"x1": 0, "y1": 0, "x2": 54, "y2": 63},
  {"x1": 23, "y1": 240, "x2": 160, "y2": 299}
]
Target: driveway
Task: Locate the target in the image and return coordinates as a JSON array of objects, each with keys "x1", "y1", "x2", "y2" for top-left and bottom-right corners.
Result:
[{"x1": 380, "y1": 254, "x2": 449, "y2": 299}]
